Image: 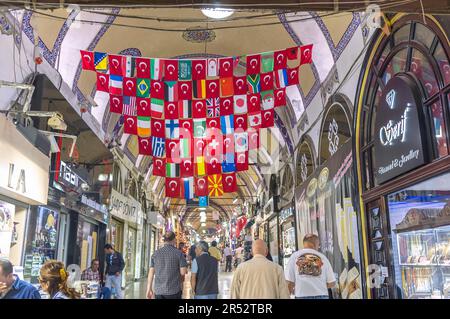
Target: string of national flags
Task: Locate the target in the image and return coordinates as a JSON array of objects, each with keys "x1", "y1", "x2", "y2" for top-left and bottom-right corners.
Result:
[{"x1": 80, "y1": 44, "x2": 313, "y2": 203}]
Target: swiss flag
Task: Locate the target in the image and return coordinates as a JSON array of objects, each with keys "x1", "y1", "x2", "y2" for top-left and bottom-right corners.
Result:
[
  {"x1": 206, "y1": 79, "x2": 220, "y2": 99},
  {"x1": 180, "y1": 158, "x2": 194, "y2": 177},
  {"x1": 206, "y1": 135, "x2": 223, "y2": 158},
  {"x1": 261, "y1": 109, "x2": 275, "y2": 128},
  {"x1": 233, "y1": 76, "x2": 248, "y2": 95},
  {"x1": 193, "y1": 138, "x2": 206, "y2": 158},
  {"x1": 261, "y1": 72, "x2": 274, "y2": 91},
  {"x1": 178, "y1": 81, "x2": 192, "y2": 100},
  {"x1": 234, "y1": 114, "x2": 248, "y2": 132},
  {"x1": 248, "y1": 128, "x2": 260, "y2": 150},
  {"x1": 109, "y1": 95, "x2": 123, "y2": 114},
  {"x1": 286, "y1": 46, "x2": 299, "y2": 60},
  {"x1": 138, "y1": 137, "x2": 152, "y2": 155},
  {"x1": 206, "y1": 118, "x2": 221, "y2": 131},
  {"x1": 109, "y1": 55, "x2": 124, "y2": 76},
  {"x1": 179, "y1": 119, "x2": 193, "y2": 139},
  {"x1": 206, "y1": 156, "x2": 222, "y2": 175},
  {"x1": 287, "y1": 67, "x2": 300, "y2": 86},
  {"x1": 246, "y1": 54, "x2": 261, "y2": 75},
  {"x1": 151, "y1": 80, "x2": 165, "y2": 99},
  {"x1": 236, "y1": 152, "x2": 249, "y2": 171},
  {"x1": 195, "y1": 177, "x2": 208, "y2": 197},
  {"x1": 220, "y1": 97, "x2": 234, "y2": 116},
  {"x1": 80, "y1": 50, "x2": 95, "y2": 71},
  {"x1": 274, "y1": 88, "x2": 286, "y2": 107},
  {"x1": 151, "y1": 118, "x2": 165, "y2": 138},
  {"x1": 300, "y1": 44, "x2": 313, "y2": 65},
  {"x1": 193, "y1": 100, "x2": 206, "y2": 118},
  {"x1": 96, "y1": 73, "x2": 109, "y2": 92},
  {"x1": 136, "y1": 57, "x2": 150, "y2": 78},
  {"x1": 123, "y1": 77, "x2": 136, "y2": 96},
  {"x1": 137, "y1": 98, "x2": 151, "y2": 116},
  {"x1": 219, "y1": 57, "x2": 233, "y2": 77},
  {"x1": 247, "y1": 93, "x2": 261, "y2": 113},
  {"x1": 166, "y1": 178, "x2": 181, "y2": 198},
  {"x1": 192, "y1": 60, "x2": 207, "y2": 80},
  {"x1": 223, "y1": 134, "x2": 235, "y2": 154},
  {"x1": 124, "y1": 116, "x2": 137, "y2": 135},
  {"x1": 164, "y1": 101, "x2": 179, "y2": 120},
  {"x1": 152, "y1": 157, "x2": 166, "y2": 177},
  {"x1": 166, "y1": 139, "x2": 180, "y2": 162},
  {"x1": 222, "y1": 173, "x2": 238, "y2": 193},
  {"x1": 164, "y1": 59, "x2": 178, "y2": 81},
  {"x1": 274, "y1": 50, "x2": 287, "y2": 70}
]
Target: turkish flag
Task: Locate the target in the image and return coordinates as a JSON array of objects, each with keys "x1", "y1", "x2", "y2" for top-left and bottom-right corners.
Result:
[
  {"x1": 166, "y1": 178, "x2": 181, "y2": 198},
  {"x1": 152, "y1": 157, "x2": 166, "y2": 177},
  {"x1": 179, "y1": 119, "x2": 193, "y2": 139},
  {"x1": 247, "y1": 93, "x2": 261, "y2": 113},
  {"x1": 192, "y1": 100, "x2": 206, "y2": 118},
  {"x1": 151, "y1": 118, "x2": 165, "y2": 138},
  {"x1": 274, "y1": 49, "x2": 287, "y2": 70},
  {"x1": 274, "y1": 88, "x2": 286, "y2": 107},
  {"x1": 261, "y1": 109, "x2": 275, "y2": 128},
  {"x1": 150, "y1": 80, "x2": 165, "y2": 99},
  {"x1": 138, "y1": 137, "x2": 152, "y2": 155},
  {"x1": 220, "y1": 97, "x2": 234, "y2": 116},
  {"x1": 287, "y1": 67, "x2": 300, "y2": 86},
  {"x1": 236, "y1": 152, "x2": 249, "y2": 171},
  {"x1": 248, "y1": 128, "x2": 260, "y2": 150},
  {"x1": 96, "y1": 73, "x2": 109, "y2": 92},
  {"x1": 260, "y1": 72, "x2": 274, "y2": 91},
  {"x1": 180, "y1": 158, "x2": 194, "y2": 177},
  {"x1": 300, "y1": 44, "x2": 313, "y2": 65},
  {"x1": 123, "y1": 77, "x2": 136, "y2": 96},
  {"x1": 223, "y1": 172, "x2": 237, "y2": 193},
  {"x1": 192, "y1": 60, "x2": 207, "y2": 80},
  {"x1": 109, "y1": 95, "x2": 123, "y2": 114},
  {"x1": 219, "y1": 57, "x2": 233, "y2": 77},
  {"x1": 136, "y1": 57, "x2": 150, "y2": 78},
  {"x1": 286, "y1": 46, "x2": 299, "y2": 60},
  {"x1": 246, "y1": 54, "x2": 261, "y2": 75},
  {"x1": 80, "y1": 50, "x2": 95, "y2": 71},
  {"x1": 206, "y1": 79, "x2": 220, "y2": 99},
  {"x1": 193, "y1": 138, "x2": 206, "y2": 158},
  {"x1": 108, "y1": 55, "x2": 124, "y2": 76},
  {"x1": 166, "y1": 139, "x2": 180, "y2": 162},
  {"x1": 207, "y1": 156, "x2": 222, "y2": 175},
  {"x1": 223, "y1": 134, "x2": 235, "y2": 154},
  {"x1": 164, "y1": 59, "x2": 178, "y2": 81},
  {"x1": 206, "y1": 117, "x2": 221, "y2": 131},
  {"x1": 137, "y1": 98, "x2": 151, "y2": 116},
  {"x1": 233, "y1": 76, "x2": 248, "y2": 95},
  {"x1": 164, "y1": 101, "x2": 179, "y2": 120},
  {"x1": 178, "y1": 81, "x2": 192, "y2": 100},
  {"x1": 195, "y1": 176, "x2": 208, "y2": 197},
  {"x1": 124, "y1": 115, "x2": 137, "y2": 135},
  {"x1": 236, "y1": 216, "x2": 248, "y2": 237},
  {"x1": 234, "y1": 114, "x2": 248, "y2": 132}
]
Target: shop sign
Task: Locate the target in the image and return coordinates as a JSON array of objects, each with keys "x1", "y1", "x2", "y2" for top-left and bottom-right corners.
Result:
[
  {"x1": 53, "y1": 160, "x2": 89, "y2": 192},
  {"x1": 80, "y1": 195, "x2": 108, "y2": 223},
  {"x1": 110, "y1": 189, "x2": 141, "y2": 224},
  {"x1": 373, "y1": 75, "x2": 426, "y2": 184},
  {"x1": 0, "y1": 116, "x2": 50, "y2": 205}
]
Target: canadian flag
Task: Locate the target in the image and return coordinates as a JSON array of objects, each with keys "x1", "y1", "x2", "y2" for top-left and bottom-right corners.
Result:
[
  {"x1": 247, "y1": 93, "x2": 261, "y2": 113},
  {"x1": 180, "y1": 158, "x2": 194, "y2": 177},
  {"x1": 274, "y1": 88, "x2": 286, "y2": 107},
  {"x1": 195, "y1": 176, "x2": 208, "y2": 197},
  {"x1": 138, "y1": 137, "x2": 152, "y2": 155},
  {"x1": 136, "y1": 57, "x2": 151, "y2": 78},
  {"x1": 206, "y1": 79, "x2": 220, "y2": 99},
  {"x1": 124, "y1": 115, "x2": 137, "y2": 135},
  {"x1": 152, "y1": 157, "x2": 166, "y2": 177},
  {"x1": 166, "y1": 178, "x2": 181, "y2": 198},
  {"x1": 123, "y1": 77, "x2": 136, "y2": 96},
  {"x1": 151, "y1": 80, "x2": 165, "y2": 100},
  {"x1": 219, "y1": 57, "x2": 233, "y2": 77},
  {"x1": 80, "y1": 50, "x2": 95, "y2": 71},
  {"x1": 220, "y1": 97, "x2": 234, "y2": 116},
  {"x1": 233, "y1": 76, "x2": 248, "y2": 95},
  {"x1": 192, "y1": 60, "x2": 207, "y2": 80},
  {"x1": 96, "y1": 73, "x2": 109, "y2": 92},
  {"x1": 223, "y1": 172, "x2": 238, "y2": 193},
  {"x1": 261, "y1": 109, "x2": 275, "y2": 128},
  {"x1": 178, "y1": 81, "x2": 192, "y2": 100},
  {"x1": 164, "y1": 59, "x2": 178, "y2": 81},
  {"x1": 109, "y1": 95, "x2": 123, "y2": 114},
  {"x1": 109, "y1": 55, "x2": 124, "y2": 76},
  {"x1": 137, "y1": 98, "x2": 151, "y2": 116}
]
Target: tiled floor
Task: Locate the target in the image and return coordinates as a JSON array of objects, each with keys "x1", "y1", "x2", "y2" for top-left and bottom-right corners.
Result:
[{"x1": 124, "y1": 271, "x2": 234, "y2": 299}]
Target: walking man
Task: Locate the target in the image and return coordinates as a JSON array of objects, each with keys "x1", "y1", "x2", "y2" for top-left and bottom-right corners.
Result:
[
  {"x1": 230, "y1": 239, "x2": 290, "y2": 299},
  {"x1": 146, "y1": 231, "x2": 187, "y2": 299},
  {"x1": 224, "y1": 244, "x2": 233, "y2": 272},
  {"x1": 190, "y1": 241, "x2": 219, "y2": 299},
  {"x1": 285, "y1": 234, "x2": 336, "y2": 299},
  {"x1": 104, "y1": 244, "x2": 125, "y2": 299}
]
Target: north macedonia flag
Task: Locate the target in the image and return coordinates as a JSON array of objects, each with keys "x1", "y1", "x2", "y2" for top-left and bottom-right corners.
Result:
[{"x1": 208, "y1": 174, "x2": 224, "y2": 197}]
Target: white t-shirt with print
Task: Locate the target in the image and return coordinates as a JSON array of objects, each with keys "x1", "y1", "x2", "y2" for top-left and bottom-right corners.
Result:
[{"x1": 285, "y1": 248, "x2": 336, "y2": 297}]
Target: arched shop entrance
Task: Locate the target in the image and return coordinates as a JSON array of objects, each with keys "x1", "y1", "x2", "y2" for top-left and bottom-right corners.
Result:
[{"x1": 355, "y1": 14, "x2": 450, "y2": 299}]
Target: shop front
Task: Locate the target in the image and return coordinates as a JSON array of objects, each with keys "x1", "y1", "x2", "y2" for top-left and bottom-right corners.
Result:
[
  {"x1": 279, "y1": 205, "x2": 297, "y2": 269},
  {"x1": 354, "y1": 14, "x2": 450, "y2": 299},
  {"x1": 0, "y1": 115, "x2": 50, "y2": 276}
]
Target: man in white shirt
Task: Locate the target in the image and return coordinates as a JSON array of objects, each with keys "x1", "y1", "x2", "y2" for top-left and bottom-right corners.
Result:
[
  {"x1": 285, "y1": 234, "x2": 336, "y2": 299},
  {"x1": 223, "y1": 245, "x2": 233, "y2": 272}
]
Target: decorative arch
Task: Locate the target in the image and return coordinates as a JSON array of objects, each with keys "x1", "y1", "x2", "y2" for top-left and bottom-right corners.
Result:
[{"x1": 296, "y1": 135, "x2": 316, "y2": 187}]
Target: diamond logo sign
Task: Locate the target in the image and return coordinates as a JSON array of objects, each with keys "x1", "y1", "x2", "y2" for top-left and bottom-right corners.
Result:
[{"x1": 386, "y1": 89, "x2": 396, "y2": 109}]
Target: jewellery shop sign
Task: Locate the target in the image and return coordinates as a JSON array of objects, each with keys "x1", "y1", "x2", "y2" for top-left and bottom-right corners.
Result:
[
  {"x1": 110, "y1": 188, "x2": 142, "y2": 225},
  {"x1": 373, "y1": 74, "x2": 427, "y2": 184}
]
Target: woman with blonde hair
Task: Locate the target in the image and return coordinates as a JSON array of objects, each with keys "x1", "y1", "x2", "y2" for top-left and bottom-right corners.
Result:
[{"x1": 39, "y1": 260, "x2": 80, "y2": 299}]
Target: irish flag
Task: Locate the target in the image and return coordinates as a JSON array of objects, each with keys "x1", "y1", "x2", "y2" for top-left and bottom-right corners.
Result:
[{"x1": 137, "y1": 116, "x2": 150, "y2": 137}]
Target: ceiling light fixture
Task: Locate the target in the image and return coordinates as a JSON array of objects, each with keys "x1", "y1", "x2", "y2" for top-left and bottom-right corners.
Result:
[{"x1": 201, "y1": 8, "x2": 234, "y2": 19}]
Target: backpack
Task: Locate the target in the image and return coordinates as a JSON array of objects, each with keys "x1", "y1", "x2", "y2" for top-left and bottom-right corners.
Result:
[{"x1": 296, "y1": 253, "x2": 323, "y2": 276}]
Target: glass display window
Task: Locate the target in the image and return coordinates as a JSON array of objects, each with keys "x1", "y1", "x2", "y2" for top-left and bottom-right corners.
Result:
[{"x1": 268, "y1": 217, "x2": 279, "y2": 265}]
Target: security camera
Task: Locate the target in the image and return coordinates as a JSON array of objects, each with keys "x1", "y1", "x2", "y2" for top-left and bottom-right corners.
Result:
[{"x1": 47, "y1": 113, "x2": 67, "y2": 131}]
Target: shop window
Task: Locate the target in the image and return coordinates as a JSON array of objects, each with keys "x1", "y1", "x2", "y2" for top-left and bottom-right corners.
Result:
[
  {"x1": 434, "y1": 42, "x2": 450, "y2": 86},
  {"x1": 428, "y1": 99, "x2": 448, "y2": 157},
  {"x1": 413, "y1": 23, "x2": 435, "y2": 49},
  {"x1": 394, "y1": 23, "x2": 411, "y2": 44},
  {"x1": 281, "y1": 167, "x2": 294, "y2": 195},
  {"x1": 382, "y1": 48, "x2": 408, "y2": 85},
  {"x1": 411, "y1": 49, "x2": 440, "y2": 98}
]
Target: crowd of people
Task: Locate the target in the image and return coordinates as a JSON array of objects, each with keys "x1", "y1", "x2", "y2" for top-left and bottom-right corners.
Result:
[{"x1": 0, "y1": 232, "x2": 336, "y2": 299}]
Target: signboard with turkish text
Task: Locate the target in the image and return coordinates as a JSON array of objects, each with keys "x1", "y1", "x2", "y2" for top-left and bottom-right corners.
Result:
[{"x1": 110, "y1": 188, "x2": 142, "y2": 225}]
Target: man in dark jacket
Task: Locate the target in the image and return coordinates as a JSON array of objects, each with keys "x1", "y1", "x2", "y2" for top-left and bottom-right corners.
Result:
[
  {"x1": 190, "y1": 241, "x2": 219, "y2": 299},
  {"x1": 104, "y1": 244, "x2": 125, "y2": 299},
  {"x1": 0, "y1": 258, "x2": 40, "y2": 299}
]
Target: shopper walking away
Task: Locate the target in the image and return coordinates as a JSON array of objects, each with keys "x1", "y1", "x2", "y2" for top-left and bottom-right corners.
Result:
[
  {"x1": 224, "y1": 244, "x2": 233, "y2": 272},
  {"x1": 234, "y1": 245, "x2": 244, "y2": 269},
  {"x1": 146, "y1": 231, "x2": 187, "y2": 299},
  {"x1": 208, "y1": 241, "x2": 222, "y2": 262},
  {"x1": 230, "y1": 239, "x2": 290, "y2": 299},
  {"x1": 39, "y1": 260, "x2": 80, "y2": 299},
  {"x1": 104, "y1": 244, "x2": 125, "y2": 299},
  {"x1": 190, "y1": 241, "x2": 219, "y2": 299},
  {"x1": 285, "y1": 234, "x2": 336, "y2": 299},
  {"x1": 0, "y1": 258, "x2": 40, "y2": 299}
]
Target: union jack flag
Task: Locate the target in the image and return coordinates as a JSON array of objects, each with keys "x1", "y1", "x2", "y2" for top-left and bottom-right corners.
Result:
[
  {"x1": 123, "y1": 96, "x2": 137, "y2": 116},
  {"x1": 206, "y1": 97, "x2": 220, "y2": 118}
]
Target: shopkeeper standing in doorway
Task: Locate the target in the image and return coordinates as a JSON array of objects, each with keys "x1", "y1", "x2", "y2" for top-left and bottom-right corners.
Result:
[{"x1": 104, "y1": 244, "x2": 125, "y2": 299}]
